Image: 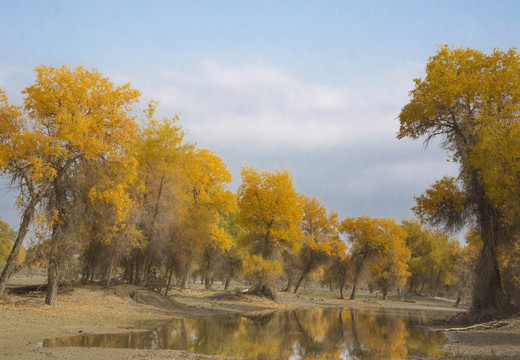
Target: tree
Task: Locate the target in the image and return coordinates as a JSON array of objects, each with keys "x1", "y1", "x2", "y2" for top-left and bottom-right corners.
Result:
[
  {"x1": 0, "y1": 89, "x2": 53, "y2": 298},
  {"x1": 366, "y1": 227, "x2": 410, "y2": 300},
  {"x1": 341, "y1": 216, "x2": 407, "y2": 300},
  {"x1": 237, "y1": 167, "x2": 303, "y2": 299},
  {"x1": 1, "y1": 65, "x2": 140, "y2": 305},
  {"x1": 401, "y1": 219, "x2": 433, "y2": 294},
  {"x1": 0, "y1": 219, "x2": 25, "y2": 268},
  {"x1": 398, "y1": 45, "x2": 520, "y2": 312},
  {"x1": 127, "y1": 106, "x2": 190, "y2": 287},
  {"x1": 291, "y1": 196, "x2": 343, "y2": 293},
  {"x1": 169, "y1": 148, "x2": 235, "y2": 289}
]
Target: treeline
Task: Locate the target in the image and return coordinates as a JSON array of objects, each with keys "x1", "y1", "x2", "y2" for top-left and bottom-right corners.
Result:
[
  {"x1": 1, "y1": 51, "x2": 520, "y2": 312},
  {"x1": 0, "y1": 65, "x2": 472, "y2": 306}
]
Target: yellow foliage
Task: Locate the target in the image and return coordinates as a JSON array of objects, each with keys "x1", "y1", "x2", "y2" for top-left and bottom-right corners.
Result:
[
  {"x1": 242, "y1": 254, "x2": 283, "y2": 282},
  {"x1": 238, "y1": 166, "x2": 303, "y2": 255},
  {"x1": 209, "y1": 224, "x2": 233, "y2": 252}
]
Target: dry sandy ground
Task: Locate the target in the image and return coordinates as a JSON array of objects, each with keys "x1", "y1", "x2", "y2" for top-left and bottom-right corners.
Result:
[{"x1": 0, "y1": 278, "x2": 519, "y2": 360}]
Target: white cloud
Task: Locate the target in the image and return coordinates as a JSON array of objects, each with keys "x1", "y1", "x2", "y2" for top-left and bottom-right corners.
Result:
[{"x1": 135, "y1": 62, "x2": 416, "y2": 149}]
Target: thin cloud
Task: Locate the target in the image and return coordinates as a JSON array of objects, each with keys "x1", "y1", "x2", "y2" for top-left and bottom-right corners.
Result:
[{"x1": 137, "y1": 62, "x2": 417, "y2": 149}]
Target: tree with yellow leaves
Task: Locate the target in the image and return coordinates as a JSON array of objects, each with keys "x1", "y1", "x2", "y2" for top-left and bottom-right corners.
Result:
[
  {"x1": 290, "y1": 196, "x2": 345, "y2": 294},
  {"x1": 365, "y1": 227, "x2": 410, "y2": 300},
  {"x1": 169, "y1": 147, "x2": 236, "y2": 289},
  {"x1": 237, "y1": 167, "x2": 303, "y2": 299},
  {"x1": 0, "y1": 65, "x2": 140, "y2": 305},
  {"x1": 126, "y1": 105, "x2": 190, "y2": 287},
  {"x1": 341, "y1": 216, "x2": 408, "y2": 300},
  {"x1": 0, "y1": 218, "x2": 25, "y2": 268},
  {"x1": 398, "y1": 45, "x2": 520, "y2": 311}
]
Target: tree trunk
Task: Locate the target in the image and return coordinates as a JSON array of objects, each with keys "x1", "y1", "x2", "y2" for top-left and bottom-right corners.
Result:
[
  {"x1": 293, "y1": 266, "x2": 312, "y2": 294},
  {"x1": 46, "y1": 258, "x2": 58, "y2": 306},
  {"x1": 164, "y1": 264, "x2": 174, "y2": 297},
  {"x1": 419, "y1": 276, "x2": 426, "y2": 295},
  {"x1": 454, "y1": 291, "x2": 461, "y2": 308},
  {"x1": 0, "y1": 202, "x2": 36, "y2": 298},
  {"x1": 283, "y1": 278, "x2": 292, "y2": 292},
  {"x1": 472, "y1": 227, "x2": 508, "y2": 311},
  {"x1": 45, "y1": 177, "x2": 67, "y2": 306},
  {"x1": 350, "y1": 265, "x2": 361, "y2": 300},
  {"x1": 247, "y1": 279, "x2": 277, "y2": 301},
  {"x1": 134, "y1": 254, "x2": 141, "y2": 285},
  {"x1": 181, "y1": 264, "x2": 190, "y2": 289},
  {"x1": 105, "y1": 258, "x2": 114, "y2": 288},
  {"x1": 471, "y1": 175, "x2": 510, "y2": 312},
  {"x1": 408, "y1": 275, "x2": 415, "y2": 294},
  {"x1": 224, "y1": 278, "x2": 230, "y2": 290}
]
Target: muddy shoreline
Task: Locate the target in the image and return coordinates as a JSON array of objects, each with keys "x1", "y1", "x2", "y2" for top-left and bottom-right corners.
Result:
[{"x1": 1, "y1": 280, "x2": 518, "y2": 359}]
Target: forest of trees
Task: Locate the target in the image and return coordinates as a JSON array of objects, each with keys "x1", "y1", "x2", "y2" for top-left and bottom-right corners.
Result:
[{"x1": 1, "y1": 46, "x2": 520, "y2": 312}]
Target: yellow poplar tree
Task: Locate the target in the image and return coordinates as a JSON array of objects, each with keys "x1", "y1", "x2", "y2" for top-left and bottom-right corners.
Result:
[
  {"x1": 291, "y1": 195, "x2": 344, "y2": 293},
  {"x1": 237, "y1": 166, "x2": 303, "y2": 298},
  {"x1": 398, "y1": 46, "x2": 520, "y2": 311},
  {"x1": 0, "y1": 65, "x2": 140, "y2": 305},
  {"x1": 170, "y1": 148, "x2": 236, "y2": 288},
  {"x1": 128, "y1": 104, "x2": 190, "y2": 286},
  {"x1": 341, "y1": 216, "x2": 409, "y2": 300}
]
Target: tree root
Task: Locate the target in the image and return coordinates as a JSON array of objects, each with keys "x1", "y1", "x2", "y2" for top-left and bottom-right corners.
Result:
[{"x1": 244, "y1": 284, "x2": 278, "y2": 302}]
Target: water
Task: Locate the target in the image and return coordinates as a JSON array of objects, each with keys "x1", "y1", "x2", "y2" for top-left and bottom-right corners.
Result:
[{"x1": 44, "y1": 307, "x2": 452, "y2": 359}]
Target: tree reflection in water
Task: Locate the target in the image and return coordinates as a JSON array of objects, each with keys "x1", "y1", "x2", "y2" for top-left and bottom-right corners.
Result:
[{"x1": 44, "y1": 307, "x2": 451, "y2": 359}]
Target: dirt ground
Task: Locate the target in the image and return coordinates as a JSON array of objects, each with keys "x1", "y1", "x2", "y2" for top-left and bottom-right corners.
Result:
[{"x1": 1, "y1": 275, "x2": 519, "y2": 360}]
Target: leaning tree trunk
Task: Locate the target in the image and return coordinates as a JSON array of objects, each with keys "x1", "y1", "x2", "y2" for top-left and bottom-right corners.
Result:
[
  {"x1": 0, "y1": 201, "x2": 37, "y2": 298},
  {"x1": 293, "y1": 264, "x2": 313, "y2": 294}
]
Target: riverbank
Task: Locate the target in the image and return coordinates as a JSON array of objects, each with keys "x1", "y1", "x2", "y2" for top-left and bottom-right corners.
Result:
[{"x1": 0, "y1": 279, "x2": 518, "y2": 359}]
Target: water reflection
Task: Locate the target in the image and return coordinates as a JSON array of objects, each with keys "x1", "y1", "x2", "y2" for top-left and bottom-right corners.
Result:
[{"x1": 44, "y1": 307, "x2": 451, "y2": 359}]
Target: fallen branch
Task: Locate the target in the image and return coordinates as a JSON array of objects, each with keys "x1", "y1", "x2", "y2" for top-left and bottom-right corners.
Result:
[{"x1": 442, "y1": 320, "x2": 508, "y2": 332}]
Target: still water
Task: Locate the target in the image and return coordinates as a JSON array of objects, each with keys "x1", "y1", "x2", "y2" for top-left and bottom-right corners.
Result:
[{"x1": 44, "y1": 307, "x2": 452, "y2": 359}]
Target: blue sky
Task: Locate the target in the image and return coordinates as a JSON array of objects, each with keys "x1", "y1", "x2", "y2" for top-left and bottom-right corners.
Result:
[{"x1": 1, "y1": 1, "x2": 519, "y2": 230}]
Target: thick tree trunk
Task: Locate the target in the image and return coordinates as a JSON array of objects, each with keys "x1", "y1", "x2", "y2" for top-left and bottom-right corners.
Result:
[
  {"x1": 247, "y1": 280, "x2": 277, "y2": 301},
  {"x1": 471, "y1": 174, "x2": 510, "y2": 312},
  {"x1": 0, "y1": 202, "x2": 36, "y2": 298},
  {"x1": 224, "y1": 278, "x2": 230, "y2": 290},
  {"x1": 472, "y1": 228, "x2": 508, "y2": 311}
]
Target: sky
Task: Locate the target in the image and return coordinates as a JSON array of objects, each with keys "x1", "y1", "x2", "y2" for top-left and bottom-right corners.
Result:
[{"x1": 1, "y1": 0, "x2": 519, "y2": 231}]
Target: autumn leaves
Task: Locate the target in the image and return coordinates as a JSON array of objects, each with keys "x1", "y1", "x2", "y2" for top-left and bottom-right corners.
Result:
[
  {"x1": 398, "y1": 46, "x2": 520, "y2": 311},
  {"x1": 0, "y1": 64, "x2": 416, "y2": 305},
  {"x1": 4, "y1": 44, "x2": 519, "y2": 311}
]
